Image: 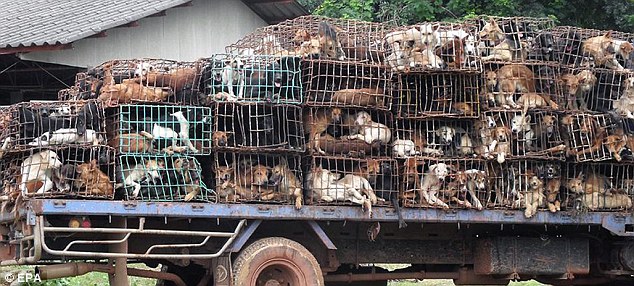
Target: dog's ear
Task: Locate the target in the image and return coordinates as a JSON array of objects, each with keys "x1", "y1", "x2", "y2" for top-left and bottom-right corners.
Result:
[
  {"x1": 524, "y1": 114, "x2": 531, "y2": 123},
  {"x1": 604, "y1": 31, "x2": 612, "y2": 38},
  {"x1": 577, "y1": 171, "x2": 584, "y2": 180},
  {"x1": 428, "y1": 164, "x2": 438, "y2": 172},
  {"x1": 431, "y1": 23, "x2": 441, "y2": 32}
]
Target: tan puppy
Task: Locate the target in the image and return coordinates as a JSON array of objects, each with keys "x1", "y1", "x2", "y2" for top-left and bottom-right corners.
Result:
[
  {"x1": 174, "y1": 158, "x2": 201, "y2": 202},
  {"x1": 331, "y1": 87, "x2": 383, "y2": 107},
  {"x1": 402, "y1": 157, "x2": 421, "y2": 204},
  {"x1": 582, "y1": 31, "x2": 623, "y2": 70},
  {"x1": 75, "y1": 160, "x2": 113, "y2": 197},
  {"x1": 304, "y1": 108, "x2": 342, "y2": 154},
  {"x1": 212, "y1": 131, "x2": 229, "y2": 147},
  {"x1": 98, "y1": 64, "x2": 172, "y2": 105},
  {"x1": 269, "y1": 159, "x2": 303, "y2": 210},
  {"x1": 492, "y1": 126, "x2": 511, "y2": 163},
  {"x1": 524, "y1": 173, "x2": 545, "y2": 218},
  {"x1": 351, "y1": 159, "x2": 380, "y2": 204},
  {"x1": 138, "y1": 66, "x2": 199, "y2": 91},
  {"x1": 412, "y1": 130, "x2": 443, "y2": 156},
  {"x1": 578, "y1": 192, "x2": 632, "y2": 210},
  {"x1": 604, "y1": 128, "x2": 627, "y2": 162},
  {"x1": 496, "y1": 65, "x2": 536, "y2": 109},
  {"x1": 215, "y1": 165, "x2": 252, "y2": 201},
  {"x1": 109, "y1": 132, "x2": 153, "y2": 153}
]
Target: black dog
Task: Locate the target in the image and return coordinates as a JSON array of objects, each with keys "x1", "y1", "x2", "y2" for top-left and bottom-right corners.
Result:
[
  {"x1": 534, "y1": 65, "x2": 557, "y2": 95},
  {"x1": 199, "y1": 58, "x2": 226, "y2": 95},
  {"x1": 530, "y1": 33, "x2": 555, "y2": 61},
  {"x1": 244, "y1": 61, "x2": 283, "y2": 101},
  {"x1": 371, "y1": 162, "x2": 406, "y2": 228},
  {"x1": 18, "y1": 106, "x2": 72, "y2": 143},
  {"x1": 559, "y1": 30, "x2": 583, "y2": 66}
]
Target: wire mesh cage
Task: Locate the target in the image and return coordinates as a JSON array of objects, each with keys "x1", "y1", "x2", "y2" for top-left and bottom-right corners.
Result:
[
  {"x1": 551, "y1": 26, "x2": 633, "y2": 69},
  {"x1": 116, "y1": 154, "x2": 215, "y2": 202},
  {"x1": 199, "y1": 54, "x2": 303, "y2": 104},
  {"x1": 212, "y1": 102, "x2": 304, "y2": 153},
  {"x1": 399, "y1": 157, "x2": 487, "y2": 210},
  {"x1": 482, "y1": 111, "x2": 566, "y2": 161},
  {"x1": 486, "y1": 160, "x2": 563, "y2": 217},
  {"x1": 384, "y1": 22, "x2": 481, "y2": 73},
  {"x1": 302, "y1": 60, "x2": 390, "y2": 110},
  {"x1": 560, "y1": 113, "x2": 628, "y2": 162},
  {"x1": 2, "y1": 100, "x2": 107, "y2": 153},
  {"x1": 481, "y1": 62, "x2": 562, "y2": 111},
  {"x1": 106, "y1": 104, "x2": 213, "y2": 155},
  {"x1": 226, "y1": 15, "x2": 389, "y2": 64},
  {"x1": 393, "y1": 118, "x2": 477, "y2": 159},
  {"x1": 564, "y1": 162, "x2": 633, "y2": 212},
  {"x1": 92, "y1": 59, "x2": 203, "y2": 106},
  {"x1": 304, "y1": 107, "x2": 393, "y2": 158},
  {"x1": 391, "y1": 72, "x2": 480, "y2": 118},
  {"x1": 588, "y1": 68, "x2": 632, "y2": 113},
  {"x1": 2, "y1": 146, "x2": 116, "y2": 199},
  {"x1": 466, "y1": 16, "x2": 556, "y2": 64},
  {"x1": 304, "y1": 156, "x2": 397, "y2": 211},
  {"x1": 213, "y1": 152, "x2": 303, "y2": 208}
]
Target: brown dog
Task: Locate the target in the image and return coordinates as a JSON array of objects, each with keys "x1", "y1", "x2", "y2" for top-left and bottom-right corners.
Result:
[
  {"x1": 212, "y1": 131, "x2": 229, "y2": 147},
  {"x1": 304, "y1": 108, "x2": 342, "y2": 154},
  {"x1": 604, "y1": 128, "x2": 627, "y2": 161},
  {"x1": 569, "y1": 116, "x2": 606, "y2": 159},
  {"x1": 318, "y1": 133, "x2": 380, "y2": 157},
  {"x1": 75, "y1": 160, "x2": 113, "y2": 197},
  {"x1": 496, "y1": 64, "x2": 536, "y2": 109},
  {"x1": 174, "y1": 158, "x2": 201, "y2": 202},
  {"x1": 98, "y1": 63, "x2": 172, "y2": 105},
  {"x1": 331, "y1": 88, "x2": 383, "y2": 108},
  {"x1": 138, "y1": 65, "x2": 199, "y2": 91},
  {"x1": 215, "y1": 165, "x2": 251, "y2": 201},
  {"x1": 109, "y1": 132, "x2": 153, "y2": 153},
  {"x1": 435, "y1": 36, "x2": 465, "y2": 68},
  {"x1": 583, "y1": 31, "x2": 623, "y2": 70},
  {"x1": 269, "y1": 158, "x2": 303, "y2": 210},
  {"x1": 492, "y1": 126, "x2": 512, "y2": 163},
  {"x1": 401, "y1": 157, "x2": 421, "y2": 205}
]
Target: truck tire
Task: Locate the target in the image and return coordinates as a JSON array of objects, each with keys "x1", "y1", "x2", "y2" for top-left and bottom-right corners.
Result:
[{"x1": 233, "y1": 237, "x2": 324, "y2": 286}]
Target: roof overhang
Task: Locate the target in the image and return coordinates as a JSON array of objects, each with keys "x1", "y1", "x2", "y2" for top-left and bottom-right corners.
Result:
[{"x1": 242, "y1": 0, "x2": 309, "y2": 24}]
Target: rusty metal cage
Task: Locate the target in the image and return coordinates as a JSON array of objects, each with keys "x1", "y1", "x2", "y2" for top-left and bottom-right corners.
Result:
[
  {"x1": 303, "y1": 156, "x2": 397, "y2": 210},
  {"x1": 1, "y1": 100, "x2": 107, "y2": 153},
  {"x1": 486, "y1": 160, "x2": 563, "y2": 217},
  {"x1": 2, "y1": 146, "x2": 116, "y2": 199},
  {"x1": 392, "y1": 72, "x2": 480, "y2": 118},
  {"x1": 213, "y1": 152, "x2": 303, "y2": 207},
  {"x1": 226, "y1": 15, "x2": 389, "y2": 64},
  {"x1": 304, "y1": 107, "x2": 392, "y2": 158},
  {"x1": 393, "y1": 118, "x2": 477, "y2": 159},
  {"x1": 384, "y1": 22, "x2": 481, "y2": 73},
  {"x1": 482, "y1": 111, "x2": 566, "y2": 161},
  {"x1": 90, "y1": 59, "x2": 203, "y2": 106},
  {"x1": 551, "y1": 26, "x2": 633, "y2": 69},
  {"x1": 482, "y1": 62, "x2": 562, "y2": 111},
  {"x1": 561, "y1": 113, "x2": 627, "y2": 162},
  {"x1": 212, "y1": 102, "x2": 304, "y2": 153},
  {"x1": 199, "y1": 54, "x2": 303, "y2": 104},
  {"x1": 116, "y1": 154, "x2": 215, "y2": 202},
  {"x1": 399, "y1": 157, "x2": 487, "y2": 210},
  {"x1": 301, "y1": 60, "x2": 390, "y2": 110},
  {"x1": 589, "y1": 68, "x2": 632, "y2": 113},
  {"x1": 563, "y1": 162, "x2": 633, "y2": 212},
  {"x1": 106, "y1": 104, "x2": 213, "y2": 156},
  {"x1": 466, "y1": 16, "x2": 556, "y2": 64}
]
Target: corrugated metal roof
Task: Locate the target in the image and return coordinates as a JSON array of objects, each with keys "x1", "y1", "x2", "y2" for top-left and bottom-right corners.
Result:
[
  {"x1": 243, "y1": 0, "x2": 308, "y2": 24},
  {"x1": 0, "y1": 0, "x2": 191, "y2": 49}
]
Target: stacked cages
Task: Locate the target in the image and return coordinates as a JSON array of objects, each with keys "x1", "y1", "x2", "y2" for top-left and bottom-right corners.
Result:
[
  {"x1": 552, "y1": 26, "x2": 633, "y2": 70},
  {"x1": 560, "y1": 113, "x2": 630, "y2": 162},
  {"x1": 62, "y1": 59, "x2": 204, "y2": 106},
  {"x1": 198, "y1": 54, "x2": 303, "y2": 104},
  {"x1": 383, "y1": 21, "x2": 481, "y2": 73},
  {"x1": 563, "y1": 162, "x2": 634, "y2": 212},
  {"x1": 466, "y1": 16, "x2": 556, "y2": 64}
]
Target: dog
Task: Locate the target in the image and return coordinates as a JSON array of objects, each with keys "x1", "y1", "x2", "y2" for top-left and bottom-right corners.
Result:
[
  {"x1": 614, "y1": 39, "x2": 634, "y2": 68},
  {"x1": 410, "y1": 48, "x2": 445, "y2": 69},
  {"x1": 347, "y1": 111, "x2": 391, "y2": 145},
  {"x1": 524, "y1": 172, "x2": 545, "y2": 218},
  {"x1": 307, "y1": 166, "x2": 371, "y2": 214},
  {"x1": 474, "y1": 116, "x2": 497, "y2": 159},
  {"x1": 338, "y1": 173, "x2": 377, "y2": 217},
  {"x1": 28, "y1": 128, "x2": 101, "y2": 147},
  {"x1": 479, "y1": 18, "x2": 526, "y2": 62},
  {"x1": 173, "y1": 158, "x2": 202, "y2": 202},
  {"x1": 576, "y1": 192, "x2": 632, "y2": 210},
  {"x1": 214, "y1": 165, "x2": 252, "y2": 201},
  {"x1": 392, "y1": 139, "x2": 419, "y2": 158},
  {"x1": 614, "y1": 77, "x2": 634, "y2": 119},
  {"x1": 331, "y1": 87, "x2": 383, "y2": 108},
  {"x1": 568, "y1": 116, "x2": 607, "y2": 159},
  {"x1": 566, "y1": 171, "x2": 612, "y2": 196},
  {"x1": 532, "y1": 33, "x2": 555, "y2": 61},
  {"x1": 445, "y1": 169, "x2": 485, "y2": 210},
  {"x1": 304, "y1": 108, "x2": 342, "y2": 155},
  {"x1": 52, "y1": 164, "x2": 76, "y2": 192},
  {"x1": 20, "y1": 150, "x2": 63, "y2": 194},
  {"x1": 222, "y1": 57, "x2": 246, "y2": 98},
  {"x1": 18, "y1": 106, "x2": 73, "y2": 143},
  {"x1": 511, "y1": 113, "x2": 535, "y2": 151},
  {"x1": 435, "y1": 36, "x2": 465, "y2": 68},
  {"x1": 583, "y1": 31, "x2": 623, "y2": 70},
  {"x1": 536, "y1": 164, "x2": 562, "y2": 213},
  {"x1": 318, "y1": 21, "x2": 346, "y2": 60},
  {"x1": 533, "y1": 114, "x2": 557, "y2": 150},
  {"x1": 604, "y1": 127, "x2": 628, "y2": 161},
  {"x1": 98, "y1": 63, "x2": 172, "y2": 105},
  {"x1": 140, "y1": 110, "x2": 200, "y2": 154},
  {"x1": 559, "y1": 30, "x2": 584, "y2": 66},
  {"x1": 109, "y1": 132, "x2": 154, "y2": 153},
  {"x1": 244, "y1": 60, "x2": 284, "y2": 101},
  {"x1": 118, "y1": 159, "x2": 163, "y2": 198},
  {"x1": 559, "y1": 71, "x2": 594, "y2": 111},
  {"x1": 269, "y1": 158, "x2": 303, "y2": 210},
  {"x1": 137, "y1": 64, "x2": 199, "y2": 92},
  {"x1": 495, "y1": 64, "x2": 536, "y2": 109},
  {"x1": 492, "y1": 126, "x2": 512, "y2": 163},
  {"x1": 75, "y1": 160, "x2": 113, "y2": 197},
  {"x1": 212, "y1": 131, "x2": 229, "y2": 147},
  {"x1": 419, "y1": 163, "x2": 450, "y2": 209}
]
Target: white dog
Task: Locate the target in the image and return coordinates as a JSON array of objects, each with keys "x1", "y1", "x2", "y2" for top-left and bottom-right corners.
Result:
[
  {"x1": 338, "y1": 174, "x2": 378, "y2": 205},
  {"x1": 117, "y1": 159, "x2": 163, "y2": 198},
  {"x1": 28, "y1": 128, "x2": 101, "y2": 147},
  {"x1": 308, "y1": 167, "x2": 371, "y2": 213},
  {"x1": 392, "y1": 139, "x2": 419, "y2": 158},
  {"x1": 348, "y1": 111, "x2": 391, "y2": 145},
  {"x1": 419, "y1": 163, "x2": 450, "y2": 208},
  {"x1": 511, "y1": 114, "x2": 534, "y2": 149},
  {"x1": 614, "y1": 77, "x2": 634, "y2": 119},
  {"x1": 435, "y1": 126, "x2": 456, "y2": 145},
  {"x1": 20, "y1": 150, "x2": 63, "y2": 194},
  {"x1": 223, "y1": 57, "x2": 246, "y2": 98}
]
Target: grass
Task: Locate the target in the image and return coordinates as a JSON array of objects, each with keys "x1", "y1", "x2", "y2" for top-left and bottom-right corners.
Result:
[{"x1": 389, "y1": 280, "x2": 546, "y2": 286}]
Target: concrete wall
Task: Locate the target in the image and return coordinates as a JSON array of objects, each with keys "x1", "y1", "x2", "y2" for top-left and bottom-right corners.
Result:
[{"x1": 20, "y1": 0, "x2": 266, "y2": 67}]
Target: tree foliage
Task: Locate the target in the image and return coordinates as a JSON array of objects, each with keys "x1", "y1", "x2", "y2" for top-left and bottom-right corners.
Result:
[{"x1": 298, "y1": 0, "x2": 634, "y2": 32}]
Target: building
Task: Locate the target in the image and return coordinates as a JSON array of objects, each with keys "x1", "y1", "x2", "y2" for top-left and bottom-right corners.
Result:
[{"x1": 0, "y1": 0, "x2": 307, "y2": 104}]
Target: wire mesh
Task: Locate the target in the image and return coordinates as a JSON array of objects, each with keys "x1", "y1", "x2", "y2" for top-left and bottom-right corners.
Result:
[
  {"x1": 564, "y1": 162, "x2": 633, "y2": 211},
  {"x1": 199, "y1": 54, "x2": 302, "y2": 104},
  {"x1": 226, "y1": 15, "x2": 389, "y2": 64},
  {"x1": 482, "y1": 62, "x2": 562, "y2": 111},
  {"x1": 560, "y1": 113, "x2": 626, "y2": 162},
  {"x1": 212, "y1": 102, "x2": 304, "y2": 153},
  {"x1": 384, "y1": 22, "x2": 481, "y2": 72},
  {"x1": 399, "y1": 157, "x2": 487, "y2": 210},
  {"x1": 466, "y1": 16, "x2": 555, "y2": 64},
  {"x1": 2, "y1": 146, "x2": 116, "y2": 199},
  {"x1": 302, "y1": 60, "x2": 390, "y2": 110},
  {"x1": 482, "y1": 111, "x2": 565, "y2": 161},
  {"x1": 213, "y1": 152, "x2": 303, "y2": 207},
  {"x1": 92, "y1": 59, "x2": 203, "y2": 106},
  {"x1": 106, "y1": 104, "x2": 213, "y2": 155},
  {"x1": 393, "y1": 118, "x2": 477, "y2": 159},
  {"x1": 304, "y1": 107, "x2": 392, "y2": 158},
  {"x1": 116, "y1": 154, "x2": 215, "y2": 202},
  {"x1": 391, "y1": 72, "x2": 480, "y2": 118},
  {"x1": 304, "y1": 156, "x2": 397, "y2": 208},
  {"x1": 486, "y1": 160, "x2": 562, "y2": 217},
  {"x1": 2, "y1": 100, "x2": 107, "y2": 153},
  {"x1": 551, "y1": 26, "x2": 633, "y2": 69}
]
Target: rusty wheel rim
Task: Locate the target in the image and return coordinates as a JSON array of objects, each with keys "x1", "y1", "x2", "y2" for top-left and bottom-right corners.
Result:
[{"x1": 253, "y1": 258, "x2": 304, "y2": 286}]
